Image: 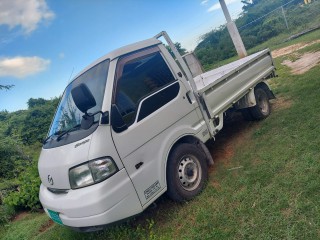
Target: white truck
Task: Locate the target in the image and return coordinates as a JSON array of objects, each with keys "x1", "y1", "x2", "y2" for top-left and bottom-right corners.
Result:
[{"x1": 38, "y1": 31, "x2": 275, "y2": 231}]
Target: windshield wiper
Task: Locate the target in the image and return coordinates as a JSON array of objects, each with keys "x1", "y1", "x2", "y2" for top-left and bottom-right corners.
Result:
[
  {"x1": 43, "y1": 134, "x2": 55, "y2": 145},
  {"x1": 56, "y1": 124, "x2": 81, "y2": 142}
]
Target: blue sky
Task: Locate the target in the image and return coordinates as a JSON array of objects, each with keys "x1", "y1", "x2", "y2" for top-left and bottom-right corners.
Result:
[{"x1": 0, "y1": 0, "x2": 244, "y2": 112}]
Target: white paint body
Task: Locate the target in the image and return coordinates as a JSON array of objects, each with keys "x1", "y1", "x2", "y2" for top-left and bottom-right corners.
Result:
[{"x1": 38, "y1": 32, "x2": 275, "y2": 229}]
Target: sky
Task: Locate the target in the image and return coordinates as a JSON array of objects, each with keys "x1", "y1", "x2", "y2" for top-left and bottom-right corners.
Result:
[{"x1": 0, "y1": 0, "x2": 245, "y2": 112}]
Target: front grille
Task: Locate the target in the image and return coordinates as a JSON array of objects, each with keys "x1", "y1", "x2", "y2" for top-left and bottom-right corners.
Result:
[{"x1": 47, "y1": 187, "x2": 69, "y2": 194}]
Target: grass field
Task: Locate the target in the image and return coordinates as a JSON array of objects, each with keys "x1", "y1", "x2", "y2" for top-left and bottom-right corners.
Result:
[{"x1": 0, "y1": 29, "x2": 320, "y2": 240}]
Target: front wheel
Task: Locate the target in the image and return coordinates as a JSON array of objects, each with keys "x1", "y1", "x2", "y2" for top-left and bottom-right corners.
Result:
[{"x1": 166, "y1": 143, "x2": 208, "y2": 202}]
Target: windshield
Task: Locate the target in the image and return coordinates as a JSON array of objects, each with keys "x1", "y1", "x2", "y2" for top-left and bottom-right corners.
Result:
[{"x1": 48, "y1": 59, "x2": 109, "y2": 137}]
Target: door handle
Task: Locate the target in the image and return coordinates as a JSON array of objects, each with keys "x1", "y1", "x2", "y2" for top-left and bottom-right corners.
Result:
[{"x1": 186, "y1": 91, "x2": 193, "y2": 104}]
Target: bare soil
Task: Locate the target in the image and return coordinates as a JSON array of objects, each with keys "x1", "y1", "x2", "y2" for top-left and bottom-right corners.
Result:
[
  {"x1": 12, "y1": 211, "x2": 28, "y2": 222},
  {"x1": 271, "y1": 39, "x2": 320, "y2": 75},
  {"x1": 207, "y1": 113, "x2": 258, "y2": 171},
  {"x1": 282, "y1": 51, "x2": 320, "y2": 75},
  {"x1": 272, "y1": 97, "x2": 293, "y2": 111},
  {"x1": 206, "y1": 99, "x2": 288, "y2": 185},
  {"x1": 272, "y1": 40, "x2": 320, "y2": 58},
  {"x1": 39, "y1": 219, "x2": 54, "y2": 233}
]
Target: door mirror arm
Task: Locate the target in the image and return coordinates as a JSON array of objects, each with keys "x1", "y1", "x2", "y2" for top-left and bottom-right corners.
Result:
[
  {"x1": 111, "y1": 104, "x2": 128, "y2": 133},
  {"x1": 81, "y1": 110, "x2": 109, "y2": 130}
]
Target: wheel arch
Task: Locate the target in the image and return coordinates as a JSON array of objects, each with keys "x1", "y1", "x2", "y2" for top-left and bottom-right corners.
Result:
[
  {"x1": 166, "y1": 135, "x2": 214, "y2": 174},
  {"x1": 256, "y1": 81, "x2": 275, "y2": 100}
]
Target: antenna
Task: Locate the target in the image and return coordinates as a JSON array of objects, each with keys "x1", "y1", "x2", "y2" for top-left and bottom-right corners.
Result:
[{"x1": 68, "y1": 67, "x2": 75, "y2": 83}]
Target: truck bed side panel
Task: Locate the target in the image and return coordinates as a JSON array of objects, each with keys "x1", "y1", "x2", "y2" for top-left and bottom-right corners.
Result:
[{"x1": 198, "y1": 51, "x2": 274, "y2": 119}]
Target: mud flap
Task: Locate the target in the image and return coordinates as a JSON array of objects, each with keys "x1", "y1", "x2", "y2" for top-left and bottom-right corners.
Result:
[{"x1": 198, "y1": 141, "x2": 214, "y2": 166}]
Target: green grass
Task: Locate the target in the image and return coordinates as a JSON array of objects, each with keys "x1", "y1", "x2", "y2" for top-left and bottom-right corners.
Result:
[
  {"x1": 1, "y1": 31, "x2": 320, "y2": 240},
  {"x1": 249, "y1": 27, "x2": 320, "y2": 53}
]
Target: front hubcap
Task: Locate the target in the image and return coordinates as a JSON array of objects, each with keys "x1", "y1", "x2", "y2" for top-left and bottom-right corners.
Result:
[{"x1": 178, "y1": 155, "x2": 201, "y2": 191}]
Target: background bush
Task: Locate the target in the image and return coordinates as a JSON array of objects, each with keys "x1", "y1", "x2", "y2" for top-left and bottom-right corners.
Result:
[
  {"x1": 0, "y1": 205, "x2": 15, "y2": 225},
  {"x1": 0, "y1": 97, "x2": 59, "y2": 211},
  {"x1": 4, "y1": 163, "x2": 41, "y2": 210}
]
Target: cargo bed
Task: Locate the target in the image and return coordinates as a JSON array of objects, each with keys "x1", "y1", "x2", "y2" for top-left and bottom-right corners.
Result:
[{"x1": 194, "y1": 49, "x2": 275, "y2": 119}]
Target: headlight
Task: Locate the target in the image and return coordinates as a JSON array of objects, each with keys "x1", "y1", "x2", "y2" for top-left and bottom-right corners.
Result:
[{"x1": 69, "y1": 157, "x2": 118, "y2": 189}]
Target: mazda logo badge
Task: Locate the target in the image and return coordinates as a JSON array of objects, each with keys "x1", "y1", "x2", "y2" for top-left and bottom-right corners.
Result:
[{"x1": 48, "y1": 175, "x2": 54, "y2": 185}]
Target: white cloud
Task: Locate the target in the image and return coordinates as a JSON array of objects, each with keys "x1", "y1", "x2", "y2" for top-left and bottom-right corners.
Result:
[
  {"x1": 201, "y1": 0, "x2": 209, "y2": 5},
  {"x1": 0, "y1": 0, "x2": 55, "y2": 34},
  {"x1": 208, "y1": 0, "x2": 239, "y2": 12},
  {"x1": 0, "y1": 56, "x2": 50, "y2": 78},
  {"x1": 59, "y1": 52, "x2": 65, "y2": 59}
]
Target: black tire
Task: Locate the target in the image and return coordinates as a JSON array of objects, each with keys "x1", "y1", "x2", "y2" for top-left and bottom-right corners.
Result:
[
  {"x1": 250, "y1": 88, "x2": 271, "y2": 120},
  {"x1": 167, "y1": 143, "x2": 208, "y2": 202}
]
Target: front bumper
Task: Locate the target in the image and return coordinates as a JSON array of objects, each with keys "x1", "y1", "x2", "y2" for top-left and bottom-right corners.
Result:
[{"x1": 40, "y1": 169, "x2": 142, "y2": 227}]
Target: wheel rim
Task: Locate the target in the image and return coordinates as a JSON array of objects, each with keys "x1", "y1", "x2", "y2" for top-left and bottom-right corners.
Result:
[
  {"x1": 257, "y1": 91, "x2": 269, "y2": 114},
  {"x1": 178, "y1": 155, "x2": 202, "y2": 191}
]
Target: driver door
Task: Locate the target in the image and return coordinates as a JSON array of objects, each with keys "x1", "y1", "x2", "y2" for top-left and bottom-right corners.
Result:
[{"x1": 111, "y1": 45, "x2": 199, "y2": 205}]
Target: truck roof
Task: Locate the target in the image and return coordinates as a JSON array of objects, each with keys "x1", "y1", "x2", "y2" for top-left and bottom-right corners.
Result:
[{"x1": 72, "y1": 37, "x2": 162, "y2": 80}]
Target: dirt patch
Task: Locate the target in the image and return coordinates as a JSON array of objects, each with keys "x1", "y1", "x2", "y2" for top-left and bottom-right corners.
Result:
[
  {"x1": 39, "y1": 219, "x2": 54, "y2": 233},
  {"x1": 282, "y1": 51, "x2": 320, "y2": 75},
  {"x1": 272, "y1": 40, "x2": 320, "y2": 58},
  {"x1": 272, "y1": 97, "x2": 293, "y2": 111},
  {"x1": 211, "y1": 180, "x2": 221, "y2": 189},
  {"x1": 207, "y1": 113, "x2": 258, "y2": 172},
  {"x1": 210, "y1": 142, "x2": 234, "y2": 168},
  {"x1": 12, "y1": 211, "x2": 29, "y2": 222},
  {"x1": 281, "y1": 208, "x2": 292, "y2": 218}
]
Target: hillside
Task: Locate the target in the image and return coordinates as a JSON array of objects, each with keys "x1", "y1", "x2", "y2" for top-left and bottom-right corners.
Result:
[{"x1": 195, "y1": 0, "x2": 320, "y2": 69}]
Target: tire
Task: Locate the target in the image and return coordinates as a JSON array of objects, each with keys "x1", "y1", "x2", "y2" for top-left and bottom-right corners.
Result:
[
  {"x1": 166, "y1": 143, "x2": 208, "y2": 202},
  {"x1": 250, "y1": 88, "x2": 271, "y2": 120}
]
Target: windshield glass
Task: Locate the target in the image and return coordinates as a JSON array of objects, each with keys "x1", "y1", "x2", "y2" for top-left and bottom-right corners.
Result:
[{"x1": 48, "y1": 59, "x2": 109, "y2": 137}]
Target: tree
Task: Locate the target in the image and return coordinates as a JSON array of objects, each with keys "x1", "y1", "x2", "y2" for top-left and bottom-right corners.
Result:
[
  {"x1": 194, "y1": 0, "x2": 308, "y2": 68},
  {"x1": 27, "y1": 98, "x2": 47, "y2": 108},
  {"x1": 0, "y1": 136, "x2": 28, "y2": 179},
  {"x1": 166, "y1": 42, "x2": 188, "y2": 58},
  {"x1": 21, "y1": 97, "x2": 60, "y2": 144},
  {"x1": 0, "y1": 97, "x2": 60, "y2": 145},
  {"x1": 0, "y1": 85, "x2": 14, "y2": 91},
  {"x1": 241, "y1": 0, "x2": 264, "y2": 12}
]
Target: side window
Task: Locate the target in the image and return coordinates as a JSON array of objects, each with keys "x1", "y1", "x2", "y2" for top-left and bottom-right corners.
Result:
[{"x1": 114, "y1": 47, "x2": 177, "y2": 127}]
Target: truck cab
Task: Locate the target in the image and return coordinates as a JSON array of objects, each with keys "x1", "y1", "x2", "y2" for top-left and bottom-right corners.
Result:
[{"x1": 39, "y1": 36, "x2": 209, "y2": 230}]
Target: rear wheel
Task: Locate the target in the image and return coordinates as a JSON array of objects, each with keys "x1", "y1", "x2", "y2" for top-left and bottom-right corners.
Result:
[
  {"x1": 242, "y1": 87, "x2": 271, "y2": 121},
  {"x1": 167, "y1": 143, "x2": 208, "y2": 202},
  {"x1": 251, "y1": 88, "x2": 271, "y2": 120}
]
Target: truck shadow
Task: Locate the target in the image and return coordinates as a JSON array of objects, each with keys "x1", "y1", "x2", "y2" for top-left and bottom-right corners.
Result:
[{"x1": 206, "y1": 112, "x2": 259, "y2": 169}]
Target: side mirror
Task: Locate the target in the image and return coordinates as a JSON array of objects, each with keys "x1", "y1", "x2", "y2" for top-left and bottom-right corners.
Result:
[
  {"x1": 111, "y1": 104, "x2": 128, "y2": 133},
  {"x1": 71, "y1": 83, "x2": 96, "y2": 113}
]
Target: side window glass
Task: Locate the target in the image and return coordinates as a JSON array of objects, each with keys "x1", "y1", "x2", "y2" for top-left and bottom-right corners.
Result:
[{"x1": 114, "y1": 48, "x2": 176, "y2": 127}]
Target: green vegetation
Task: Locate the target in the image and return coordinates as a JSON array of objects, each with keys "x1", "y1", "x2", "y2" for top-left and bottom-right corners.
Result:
[
  {"x1": 0, "y1": 26, "x2": 319, "y2": 239},
  {"x1": 166, "y1": 42, "x2": 188, "y2": 57},
  {"x1": 195, "y1": 0, "x2": 320, "y2": 69},
  {"x1": 0, "y1": 98, "x2": 59, "y2": 213},
  {"x1": 4, "y1": 164, "x2": 42, "y2": 209},
  {"x1": 204, "y1": 27, "x2": 320, "y2": 71}
]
